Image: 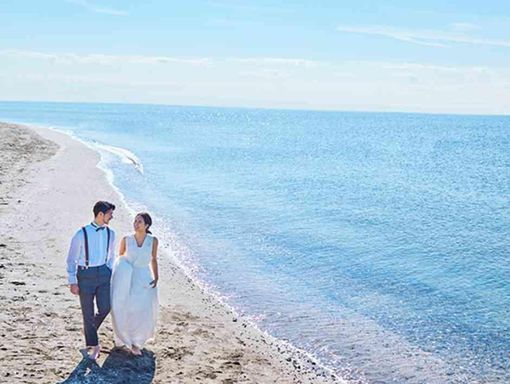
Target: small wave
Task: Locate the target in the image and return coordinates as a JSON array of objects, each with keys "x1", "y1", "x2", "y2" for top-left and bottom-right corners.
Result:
[{"x1": 94, "y1": 142, "x2": 144, "y2": 174}]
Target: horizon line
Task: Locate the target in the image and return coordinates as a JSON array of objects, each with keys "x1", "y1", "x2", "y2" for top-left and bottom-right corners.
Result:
[{"x1": 0, "y1": 99, "x2": 509, "y2": 118}]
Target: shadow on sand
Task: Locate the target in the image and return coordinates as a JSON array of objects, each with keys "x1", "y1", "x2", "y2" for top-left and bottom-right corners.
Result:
[{"x1": 59, "y1": 347, "x2": 156, "y2": 384}]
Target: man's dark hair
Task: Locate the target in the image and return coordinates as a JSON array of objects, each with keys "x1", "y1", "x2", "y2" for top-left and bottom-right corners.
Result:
[{"x1": 93, "y1": 201, "x2": 116, "y2": 217}]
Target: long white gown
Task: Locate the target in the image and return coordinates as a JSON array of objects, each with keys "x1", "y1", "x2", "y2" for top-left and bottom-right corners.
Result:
[{"x1": 111, "y1": 234, "x2": 158, "y2": 348}]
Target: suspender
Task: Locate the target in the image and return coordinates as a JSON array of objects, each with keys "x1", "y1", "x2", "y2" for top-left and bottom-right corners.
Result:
[
  {"x1": 106, "y1": 227, "x2": 111, "y2": 261},
  {"x1": 81, "y1": 226, "x2": 111, "y2": 268},
  {"x1": 81, "y1": 227, "x2": 90, "y2": 267}
]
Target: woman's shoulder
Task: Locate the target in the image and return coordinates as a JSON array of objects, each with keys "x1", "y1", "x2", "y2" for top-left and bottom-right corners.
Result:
[{"x1": 122, "y1": 234, "x2": 134, "y2": 243}]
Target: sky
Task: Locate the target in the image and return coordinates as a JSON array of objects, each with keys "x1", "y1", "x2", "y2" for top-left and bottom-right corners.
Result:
[{"x1": 1, "y1": 0, "x2": 510, "y2": 114}]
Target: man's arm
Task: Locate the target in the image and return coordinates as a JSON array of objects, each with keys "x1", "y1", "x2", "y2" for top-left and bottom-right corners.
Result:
[{"x1": 66, "y1": 230, "x2": 81, "y2": 290}]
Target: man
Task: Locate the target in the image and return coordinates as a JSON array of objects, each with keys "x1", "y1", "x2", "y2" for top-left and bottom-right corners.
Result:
[{"x1": 66, "y1": 201, "x2": 116, "y2": 360}]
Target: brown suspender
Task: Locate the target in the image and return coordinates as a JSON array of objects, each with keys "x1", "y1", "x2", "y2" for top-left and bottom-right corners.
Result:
[{"x1": 81, "y1": 226, "x2": 110, "y2": 268}]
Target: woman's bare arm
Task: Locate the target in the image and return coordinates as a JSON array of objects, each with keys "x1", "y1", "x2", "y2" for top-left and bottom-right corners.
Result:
[
  {"x1": 150, "y1": 237, "x2": 159, "y2": 288},
  {"x1": 119, "y1": 236, "x2": 127, "y2": 256}
]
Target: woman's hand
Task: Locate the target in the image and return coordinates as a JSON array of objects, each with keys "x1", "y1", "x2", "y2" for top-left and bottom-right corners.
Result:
[{"x1": 150, "y1": 278, "x2": 158, "y2": 288}]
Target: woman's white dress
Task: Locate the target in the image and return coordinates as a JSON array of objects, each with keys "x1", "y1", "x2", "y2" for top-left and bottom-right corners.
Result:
[{"x1": 111, "y1": 234, "x2": 158, "y2": 348}]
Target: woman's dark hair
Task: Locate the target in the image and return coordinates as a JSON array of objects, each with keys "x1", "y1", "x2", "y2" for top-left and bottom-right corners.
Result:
[
  {"x1": 93, "y1": 201, "x2": 116, "y2": 217},
  {"x1": 137, "y1": 212, "x2": 153, "y2": 234}
]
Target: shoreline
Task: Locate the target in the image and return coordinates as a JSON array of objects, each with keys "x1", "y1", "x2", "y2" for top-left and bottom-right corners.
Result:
[
  {"x1": 0, "y1": 121, "x2": 342, "y2": 383},
  {"x1": 48, "y1": 122, "x2": 343, "y2": 381}
]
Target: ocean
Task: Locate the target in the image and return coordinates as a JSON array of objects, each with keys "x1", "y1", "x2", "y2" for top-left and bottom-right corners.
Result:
[{"x1": 1, "y1": 101, "x2": 509, "y2": 383}]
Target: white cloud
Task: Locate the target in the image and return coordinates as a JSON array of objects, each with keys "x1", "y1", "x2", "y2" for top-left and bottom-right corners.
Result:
[
  {"x1": 337, "y1": 24, "x2": 510, "y2": 48},
  {"x1": 0, "y1": 50, "x2": 322, "y2": 68},
  {"x1": 380, "y1": 62, "x2": 490, "y2": 74},
  {"x1": 337, "y1": 25, "x2": 447, "y2": 47},
  {"x1": 66, "y1": 0, "x2": 128, "y2": 16},
  {"x1": 227, "y1": 57, "x2": 322, "y2": 67},
  {"x1": 1, "y1": 50, "x2": 510, "y2": 114},
  {"x1": 0, "y1": 50, "x2": 211, "y2": 66}
]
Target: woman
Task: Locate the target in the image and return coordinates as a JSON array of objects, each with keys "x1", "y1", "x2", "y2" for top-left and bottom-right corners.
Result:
[{"x1": 110, "y1": 212, "x2": 159, "y2": 356}]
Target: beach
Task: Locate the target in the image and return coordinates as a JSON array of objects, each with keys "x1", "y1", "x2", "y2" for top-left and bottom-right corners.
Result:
[{"x1": 0, "y1": 122, "x2": 341, "y2": 384}]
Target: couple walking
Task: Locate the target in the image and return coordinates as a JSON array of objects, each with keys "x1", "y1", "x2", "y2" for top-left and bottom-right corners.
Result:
[{"x1": 66, "y1": 201, "x2": 159, "y2": 360}]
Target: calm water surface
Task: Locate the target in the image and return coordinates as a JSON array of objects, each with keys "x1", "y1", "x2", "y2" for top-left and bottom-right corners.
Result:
[{"x1": 1, "y1": 101, "x2": 509, "y2": 383}]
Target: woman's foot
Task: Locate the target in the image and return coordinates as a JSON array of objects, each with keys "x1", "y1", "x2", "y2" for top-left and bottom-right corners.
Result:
[{"x1": 131, "y1": 345, "x2": 142, "y2": 356}]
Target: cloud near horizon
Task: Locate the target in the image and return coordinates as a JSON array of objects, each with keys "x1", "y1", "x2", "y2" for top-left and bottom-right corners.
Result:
[{"x1": 0, "y1": 49, "x2": 509, "y2": 114}]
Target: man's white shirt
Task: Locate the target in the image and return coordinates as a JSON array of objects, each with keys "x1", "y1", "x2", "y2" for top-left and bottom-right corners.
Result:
[{"x1": 66, "y1": 222, "x2": 116, "y2": 284}]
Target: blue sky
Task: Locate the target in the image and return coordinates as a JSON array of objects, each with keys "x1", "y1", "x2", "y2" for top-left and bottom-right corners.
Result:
[{"x1": 1, "y1": 0, "x2": 510, "y2": 114}]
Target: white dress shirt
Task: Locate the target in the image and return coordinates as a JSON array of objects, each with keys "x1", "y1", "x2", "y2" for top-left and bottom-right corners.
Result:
[{"x1": 66, "y1": 222, "x2": 116, "y2": 284}]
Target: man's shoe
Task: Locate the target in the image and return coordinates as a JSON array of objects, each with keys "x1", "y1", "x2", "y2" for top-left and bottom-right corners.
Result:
[{"x1": 88, "y1": 345, "x2": 101, "y2": 360}]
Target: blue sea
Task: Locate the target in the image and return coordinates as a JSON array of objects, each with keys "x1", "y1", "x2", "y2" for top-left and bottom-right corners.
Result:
[{"x1": 1, "y1": 101, "x2": 509, "y2": 383}]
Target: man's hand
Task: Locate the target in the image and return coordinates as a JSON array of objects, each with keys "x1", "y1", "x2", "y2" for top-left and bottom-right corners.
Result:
[
  {"x1": 70, "y1": 284, "x2": 80, "y2": 295},
  {"x1": 149, "y1": 278, "x2": 158, "y2": 288}
]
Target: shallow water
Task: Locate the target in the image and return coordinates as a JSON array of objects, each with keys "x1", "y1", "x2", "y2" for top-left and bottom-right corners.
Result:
[{"x1": 2, "y1": 101, "x2": 509, "y2": 383}]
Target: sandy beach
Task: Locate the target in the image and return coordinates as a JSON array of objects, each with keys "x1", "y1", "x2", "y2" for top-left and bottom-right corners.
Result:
[{"x1": 0, "y1": 122, "x2": 342, "y2": 384}]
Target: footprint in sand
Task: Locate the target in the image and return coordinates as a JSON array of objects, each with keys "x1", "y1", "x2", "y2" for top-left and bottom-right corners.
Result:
[
  {"x1": 191, "y1": 328, "x2": 212, "y2": 338},
  {"x1": 194, "y1": 368, "x2": 218, "y2": 380},
  {"x1": 221, "y1": 360, "x2": 241, "y2": 367},
  {"x1": 161, "y1": 346, "x2": 193, "y2": 360},
  {"x1": 218, "y1": 352, "x2": 243, "y2": 368}
]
